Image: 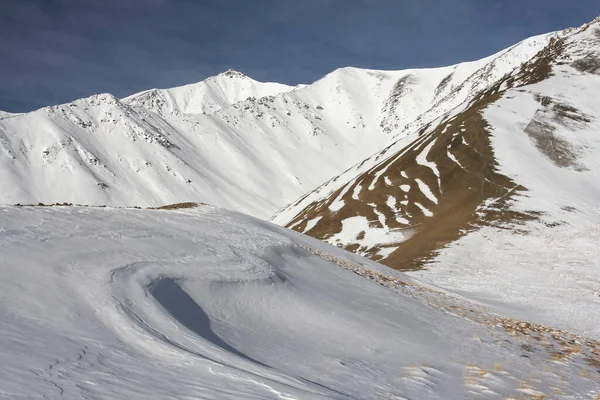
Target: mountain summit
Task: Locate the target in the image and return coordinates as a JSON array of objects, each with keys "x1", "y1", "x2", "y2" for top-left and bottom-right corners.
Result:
[{"x1": 123, "y1": 69, "x2": 294, "y2": 116}]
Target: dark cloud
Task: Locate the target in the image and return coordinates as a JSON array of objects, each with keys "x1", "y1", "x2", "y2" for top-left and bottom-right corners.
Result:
[{"x1": 1, "y1": 0, "x2": 600, "y2": 112}]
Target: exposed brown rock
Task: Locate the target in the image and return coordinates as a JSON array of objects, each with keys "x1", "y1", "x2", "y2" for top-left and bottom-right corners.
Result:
[
  {"x1": 284, "y1": 34, "x2": 573, "y2": 271},
  {"x1": 151, "y1": 202, "x2": 201, "y2": 210}
]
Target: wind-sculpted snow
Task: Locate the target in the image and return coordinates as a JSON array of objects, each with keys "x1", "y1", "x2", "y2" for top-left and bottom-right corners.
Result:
[{"x1": 2, "y1": 205, "x2": 599, "y2": 399}]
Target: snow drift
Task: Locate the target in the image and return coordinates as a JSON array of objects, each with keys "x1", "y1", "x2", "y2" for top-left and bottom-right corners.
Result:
[{"x1": 1, "y1": 204, "x2": 598, "y2": 399}]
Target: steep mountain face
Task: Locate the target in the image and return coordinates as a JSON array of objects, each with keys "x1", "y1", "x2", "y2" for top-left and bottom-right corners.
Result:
[
  {"x1": 274, "y1": 20, "x2": 598, "y2": 263},
  {"x1": 0, "y1": 35, "x2": 551, "y2": 219},
  {"x1": 274, "y1": 19, "x2": 600, "y2": 336}
]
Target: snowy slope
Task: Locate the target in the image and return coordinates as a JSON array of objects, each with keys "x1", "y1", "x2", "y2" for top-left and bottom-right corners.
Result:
[
  {"x1": 273, "y1": 19, "x2": 600, "y2": 338},
  {"x1": 0, "y1": 110, "x2": 18, "y2": 119},
  {"x1": 0, "y1": 34, "x2": 552, "y2": 218},
  {"x1": 1, "y1": 204, "x2": 599, "y2": 399},
  {"x1": 410, "y1": 22, "x2": 600, "y2": 339},
  {"x1": 378, "y1": 32, "x2": 557, "y2": 137},
  {"x1": 0, "y1": 77, "x2": 402, "y2": 219}
]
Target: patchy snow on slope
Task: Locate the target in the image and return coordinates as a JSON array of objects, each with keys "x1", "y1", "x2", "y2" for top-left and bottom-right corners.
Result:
[
  {"x1": 351, "y1": 182, "x2": 363, "y2": 200},
  {"x1": 413, "y1": 202, "x2": 434, "y2": 217},
  {"x1": 415, "y1": 139, "x2": 441, "y2": 189},
  {"x1": 328, "y1": 198, "x2": 345, "y2": 212},
  {"x1": 302, "y1": 216, "x2": 323, "y2": 233},
  {"x1": 368, "y1": 203, "x2": 388, "y2": 228},
  {"x1": 415, "y1": 178, "x2": 438, "y2": 204},
  {"x1": 410, "y1": 52, "x2": 600, "y2": 339},
  {"x1": 446, "y1": 149, "x2": 467, "y2": 170},
  {"x1": 376, "y1": 246, "x2": 399, "y2": 260},
  {"x1": 326, "y1": 215, "x2": 406, "y2": 253},
  {"x1": 386, "y1": 195, "x2": 410, "y2": 225},
  {"x1": 272, "y1": 31, "x2": 561, "y2": 226}
]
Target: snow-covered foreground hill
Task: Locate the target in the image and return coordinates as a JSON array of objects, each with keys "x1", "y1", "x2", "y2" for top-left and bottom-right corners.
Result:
[
  {"x1": 0, "y1": 32, "x2": 552, "y2": 219},
  {"x1": 1, "y1": 204, "x2": 599, "y2": 399}
]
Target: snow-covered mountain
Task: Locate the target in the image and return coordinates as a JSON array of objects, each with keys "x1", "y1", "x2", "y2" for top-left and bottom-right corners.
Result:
[
  {"x1": 2, "y1": 204, "x2": 599, "y2": 399},
  {"x1": 2, "y1": 15, "x2": 600, "y2": 399},
  {"x1": 0, "y1": 110, "x2": 18, "y2": 118},
  {"x1": 0, "y1": 31, "x2": 553, "y2": 219},
  {"x1": 123, "y1": 69, "x2": 296, "y2": 116},
  {"x1": 274, "y1": 18, "x2": 600, "y2": 338}
]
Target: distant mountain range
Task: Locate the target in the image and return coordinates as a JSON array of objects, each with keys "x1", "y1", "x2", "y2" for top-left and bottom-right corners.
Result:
[{"x1": 1, "y1": 25, "x2": 556, "y2": 219}]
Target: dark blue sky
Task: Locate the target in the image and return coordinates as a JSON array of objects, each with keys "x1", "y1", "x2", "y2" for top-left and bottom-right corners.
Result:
[{"x1": 2, "y1": 0, "x2": 600, "y2": 112}]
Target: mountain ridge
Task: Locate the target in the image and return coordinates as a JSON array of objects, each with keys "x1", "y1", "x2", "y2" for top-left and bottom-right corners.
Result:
[
  {"x1": 122, "y1": 68, "x2": 298, "y2": 116},
  {"x1": 0, "y1": 28, "x2": 557, "y2": 218},
  {"x1": 274, "y1": 17, "x2": 600, "y2": 338}
]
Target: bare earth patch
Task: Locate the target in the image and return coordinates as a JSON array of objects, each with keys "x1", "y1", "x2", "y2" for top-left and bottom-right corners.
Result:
[
  {"x1": 527, "y1": 96, "x2": 591, "y2": 171},
  {"x1": 283, "y1": 33, "x2": 582, "y2": 272},
  {"x1": 151, "y1": 202, "x2": 202, "y2": 210},
  {"x1": 13, "y1": 202, "x2": 206, "y2": 211},
  {"x1": 524, "y1": 119, "x2": 584, "y2": 170}
]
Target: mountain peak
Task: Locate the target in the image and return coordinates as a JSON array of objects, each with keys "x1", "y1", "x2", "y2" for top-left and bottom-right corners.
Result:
[{"x1": 218, "y1": 69, "x2": 248, "y2": 79}]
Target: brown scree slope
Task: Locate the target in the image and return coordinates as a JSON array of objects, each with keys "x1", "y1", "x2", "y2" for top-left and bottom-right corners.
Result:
[{"x1": 282, "y1": 21, "x2": 600, "y2": 271}]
